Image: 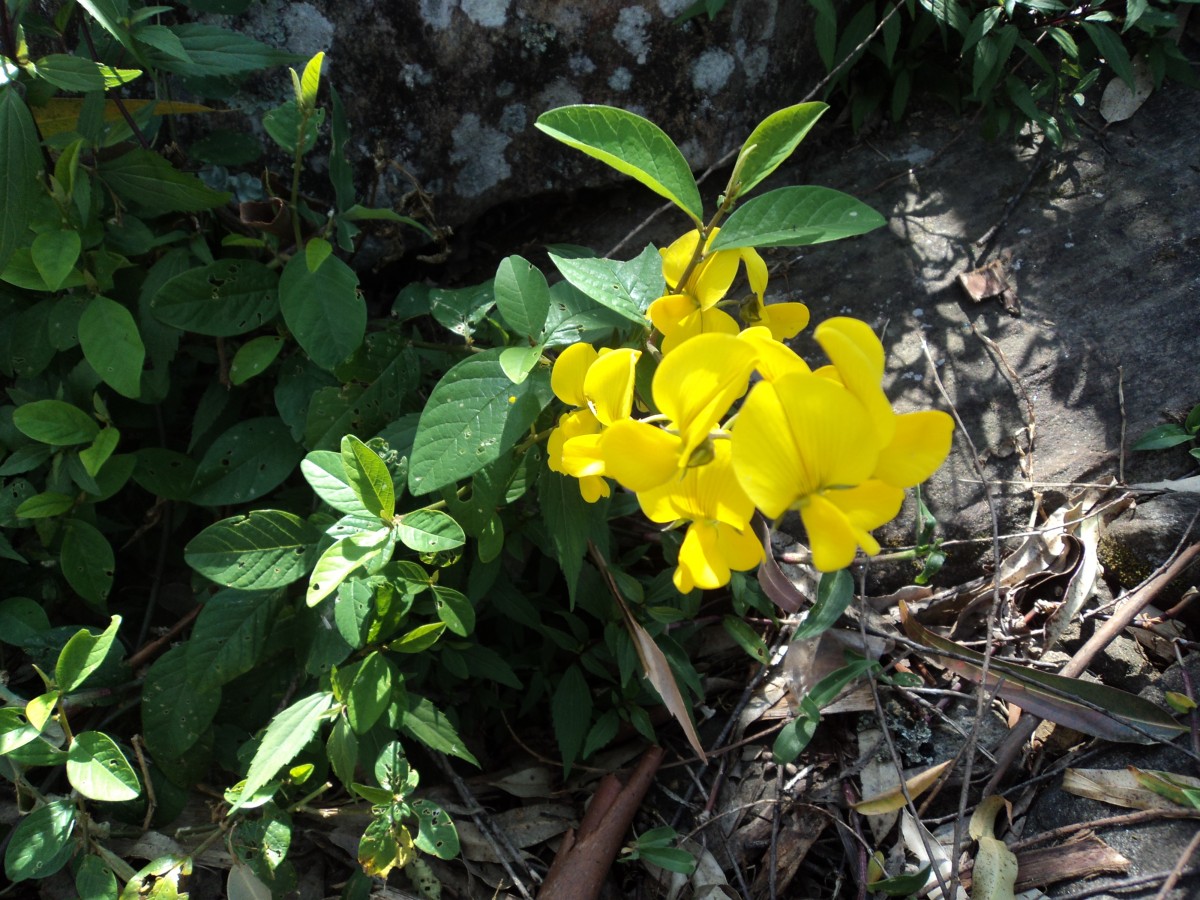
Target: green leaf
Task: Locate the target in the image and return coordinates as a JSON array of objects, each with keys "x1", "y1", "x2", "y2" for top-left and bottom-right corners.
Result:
[
  {"x1": 134, "y1": 23, "x2": 192, "y2": 63},
  {"x1": 400, "y1": 695, "x2": 478, "y2": 765},
  {"x1": 721, "y1": 615, "x2": 769, "y2": 664},
  {"x1": 0, "y1": 84, "x2": 46, "y2": 275},
  {"x1": 637, "y1": 846, "x2": 697, "y2": 875},
  {"x1": 229, "y1": 335, "x2": 284, "y2": 385},
  {"x1": 187, "y1": 589, "x2": 283, "y2": 690},
  {"x1": 31, "y1": 229, "x2": 82, "y2": 292},
  {"x1": 395, "y1": 509, "x2": 465, "y2": 553},
  {"x1": 229, "y1": 691, "x2": 336, "y2": 814},
  {"x1": 772, "y1": 711, "x2": 820, "y2": 764},
  {"x1": 305, "y1": 236, "x2": 333, "y2": 272},
  {"x1": 153, "y1": 259, "x2": 278, "y2": 336},
  {"x1": 56, "y1": 615, "x2": 122, "y2": 693},
  {"x1": 306, "y1": 528, "x2": 391, "y2": 606},
  {"x1": 13, "y1": 399, "x2": 98, "y2": 446},
  {"x1": 341, "y1": 435, "x2": 395, "y2": 520},
  {"x1": 146, "y1": 23, "x2": 298, "y2": 76},
  {"x1": 536, "y1": 105, "x2": 703, "y2": 224},
  {"x1": 3, "y1": 798, "x2": 76, "y2": 882},
  {"x1": 80, "y1": 427, "x2": 120, "y2": 478},
  {"x1": 972, "y1": 26, "x2": 1019, "y2": 100},
  {"x1": 60, "y1": 519, "x2": 114, "y2": 610},
  {"x1": 733, "y1": 102, "x2": 828, "y2": 198},
  {"x1": 98, "y1": 148, "x2": 231, "y2": 216},
  {"x1": 75, "y1": 854, "x2": 118, "y2": 900},
  {"x1": 0, "y1": 597, "x2": 50, "y2": 648},
  {"x1": 708, "y1": 186, "x2": 886, "y2": 251},
  {"x1": 15, "y1": 491, "x2": 76, "y2": 518},
  {"x1": 548, "y1": 244, "x2": 664, "y2": 325},
  {"x1": 0, "y1": 707, "x2": 41, "y2": 754},
  {"x1": 300, "y1": 451, "x2": 372, "y2": 516},
  {"x1": 1132, "y1": 424, "x2": 1193, "y2": 450},
  {"x1": 33, "y1": 54, "x2": 107, "y2": 92},
  {"x1": 132, "y1": 447, "x2": 197, "y2": 501},
  {"x1": 538, "y1": 469, "x2": 607, "y2": 602},
  {"x1": 793, "y1": 569, "x2": 854, "y2": 641},
  {"x1": 408, "y1": 348, "x2": 553, "y2": 495},
  {"x1": 190, "y1": 417, "x2": 302, "y2": 506},
  {"x1": 1082, "y1": 21, "x2": 1136, "y2": 89},
  {"x1": 494, "y1": 255, "x2": 551, "y2": 339},
  {"x1": 279, "y1": 253, "x2": 363, "y2": 371},
  {"x1": 141, "y1": 644, "x2": 221, "y2": 760},
  {"x1": 342, "y1": 651, "x2": 394, "y2": 734},
  {"x1": 184, "y1": 509, "x2": 320, "y2": 589},
  {"x1": 498, "y1": 345, "x2": 544, "y2": 384},
  {"x1": 432, "y1": 585, "x2": 474, "y2": 637},
  {"x1": 262, "y1": 100, "x2": 324, "y2": 155},
  {"x1": 300, "y1": 52, "x2": 324, "y2": 109},
  {"x1": 79, "y1": 296, "x2": 145, "y2": 399},
  {"x1": 411, "y1": 800, "x2": 460, "y2": 860},
  {"x1": 388, "y1": 621, "x2": 446, "y2": 654},
  {"x1": 67, "y1": 731, "x2": 140, "y2": 802},
  {"x1": 551, "y1": 665, "x2": 592, "y2": 774}
]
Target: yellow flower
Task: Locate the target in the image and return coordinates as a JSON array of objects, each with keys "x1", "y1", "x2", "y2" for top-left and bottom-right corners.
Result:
[
  {"x1": 547, "y1": 344, "x2": 641, "y2": 502},
  {"x1": 740, "y1": 295, "x2": 810, "y2": 341},
  {"x1": 636, "y1": 442, "x2": 762, "y2": 592},
  {"x1": 647, "y1": 229, "x2": 770, "y2": 353},
  {"x1": 737, "y1": 326, "x2": 811, "y2": 381},
  {"x1": 730, "y1": 372, "x2": 904, "y2": 571},
  {"x1": 601, "y1": 333, "x2": 758, "y2": 492}
]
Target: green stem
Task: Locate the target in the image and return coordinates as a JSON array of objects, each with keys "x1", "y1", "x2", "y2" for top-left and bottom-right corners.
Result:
[{"x1": 290, "y1": 111, "x2": 312, "y2": 249}]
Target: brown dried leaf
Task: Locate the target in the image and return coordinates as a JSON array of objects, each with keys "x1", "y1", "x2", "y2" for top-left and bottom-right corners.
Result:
[
  {"x1": 1061, "y1": 768, "x2": 1185, "y2": 811},
  {"x1": 854, "y1": 758, "x2": 954, "y2": 816}
]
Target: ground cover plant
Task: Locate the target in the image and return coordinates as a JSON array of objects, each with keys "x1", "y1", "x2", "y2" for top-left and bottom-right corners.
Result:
[{"x1": 2, "y1": 2, "x2": 1198, "y2": 899}]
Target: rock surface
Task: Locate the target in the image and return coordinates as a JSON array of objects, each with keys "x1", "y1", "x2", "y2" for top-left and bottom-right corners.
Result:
[{"x1": 216, "y1": 0, "x2": 825, "y2": 226}]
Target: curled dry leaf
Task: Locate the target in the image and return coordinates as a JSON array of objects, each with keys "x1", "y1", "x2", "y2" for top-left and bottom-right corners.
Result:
[
  {"x1": 1061, "y1": 767, "x2": 1185, "y2": 811},
  {"x1": 854, "y1": 758, "x2": 955, "y2": 816},
  {"x1": 969, "y1": 796, "x2": 1018, "y2": 900}
]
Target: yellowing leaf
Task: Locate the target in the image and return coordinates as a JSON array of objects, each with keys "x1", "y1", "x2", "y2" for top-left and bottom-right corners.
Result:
[
  {"x1": 969, "y1": 796, "x2": 1017, "y2": 900},
  {"x1": 32, "y1": 98, "x2": 218, "y2": 138},
  {"x1": 1062, "y1": 767, "x2": 1182, "y2": 811},
  {"x1": 853, "y1": 758, "x2": 953, "y2": 815}
]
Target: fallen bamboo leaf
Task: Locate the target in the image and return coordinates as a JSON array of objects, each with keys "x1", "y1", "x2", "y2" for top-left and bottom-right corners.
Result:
[
  {"x1": 32, "y1": 98, "x2": 219, "y2": 138},
  {"x1": 1129, "y1": 767, "x2": 1200, "y2": 809},
  {"x1": 1128, "y1": 474, "x2": 1200, "y2": 493},
  {"x1": 1062, "y1": 767, "x2": 1186, "y2": 811},
  {"x1": 854, "y1": 758, "x2": 954, "y2": 816},
  {"x1": 970, "y1": 796, "x2": 1017, "y2": 900},
  {"x1": 900, "y1": 602, "x2": 1186, "y2": 743},
  {"x1": 899, "y1": 810, "x2": 966, "y2": 900},
  {"x1": 1042, "y1": 492, "x2": 1103, "y2": 650}
]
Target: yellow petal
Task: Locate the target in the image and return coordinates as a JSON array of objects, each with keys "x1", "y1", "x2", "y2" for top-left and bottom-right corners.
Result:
[
  {"x1": 551, "y1": 343, "x2": 597, "y2": 407},
  {"x1": 637, "y1": 441, "x2": 753, "y2": 527},
  {"x1": 716, "y1": 521, "x2": 764, "y2": 572},
  {"x1": 661, "y1": 230, "x2": 703, "y2": 288},
  {"x1": 654, "y1": 333, "x2": 757, "y2": 458},
  {"x1": 814, "y1": 317, "x2": 895, "y2": 444},
  {"x1": 560, "y1": 433, "x2": 606, "y2": 478},
  {"x1": 578, "y1": 475, "x2": 611, "y2": 503},
  {"x1": 824, "y1": 480, "x2": 905, "y2": 535},
  {"x1": 799, "y1": 493, "x2": 867, "y2": 572},
  {"x1": 763, "y1": 301, "x2": 810, "y2": 341},
  {"x1": 660, "y1": 307, "x2": 740, "y2": 354},
  {"x1": 689, "y1": 250, "x2": 739, "y2": 309},
  {"x1": 740, "y1": 247, "x2": 769, "y2": 301},
  {"x1": 599, "y1": 419, "x2": 683, "y2": 492},
  {"x1": 676, "y1": 522, "x2": 731, "y2": 591},
  {"x1": 648, "y1": 292, "x2": 697, "y2": 335},
  {"x1": 738, "y1": 326, "x2": 811, "y2": 381},
  {"x1": 547, "y1": 409, "x2": 600, "y2": 472},
  {"x1": 732, "y1": 374, "x2": 879, "y2": 519},
  {"x1": 873, "y1": 410, "x2": 955, "y2": 487},
  {"x1": 585, "y1": 347, "x2": 640, "y2": 425}
]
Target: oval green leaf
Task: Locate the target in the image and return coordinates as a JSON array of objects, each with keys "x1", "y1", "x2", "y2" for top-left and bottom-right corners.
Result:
[
  {"x1": 709, "y1": 186, "x2": 887, "y2": 251},
  {"x1": 229, "y1": 335, "x2": 284, "y2": 385},
  {"x1": 733, "y1": 102, "x2": 828, "y2": 198},
  {"x1": 536, "y1": 105, "x2": 703, "y2": 225},
  {"x1": 13, "y1": 399, "x2": 99, "y2": 446},
  {"x1": 152, "y1": 259, "x2": 279, "y2": 336},
  {"x1": 190, "y1": 417, "x2": 302, "y2": 506},
  {"x1": 432, "y1": 585, "x2": 474, "y2": 637},
  {"x1": 141, "y1": 644, "x2": 221, "y2": 760},
  {"x1": 396, "y1": 509, "x2": 465, "y2": 554},
  {"x1": 184, "y1": 509, "x2": 320, "y2": 590},
  {"x1": 279, "y1": 253, "x2": 364, "y2": 371},
  {"x1": 66, "y1": 731, "x2": 141, "y2": 802},
  {"x1": 79, "y1": 295, "x2": 146, "y2": 398},
  {"x1": 60, "y1": 519, "x2": 114, "y2": 610},
  {"x1": 300, "y1": 451, "x2": 372, "y2": 517},
  {"x1": 495, "y1": 255, "x2": 551, "y2": 339},
  {"x1": 3, "y1": 798, "x2": 76, "y2": 882},
  {"x1": 340, "y1": 435, "x2": 395, "y2": 521},
  {"x1": 56, "y1": 615, "x2": 122, "y2": 693},
  {"x1": 31, "y1": 229, "x2": 82, "y2": 292}
]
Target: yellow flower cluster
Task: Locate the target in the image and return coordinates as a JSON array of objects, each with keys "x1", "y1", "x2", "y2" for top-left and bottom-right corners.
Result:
[{"x1": 547, "y1": 230, "x2": 954, "y2": 591}]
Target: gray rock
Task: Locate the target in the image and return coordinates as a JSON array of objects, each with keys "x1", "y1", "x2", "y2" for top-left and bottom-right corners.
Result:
[{"x1": 215, "y1": 0, "x2": 824, "y2": 226}]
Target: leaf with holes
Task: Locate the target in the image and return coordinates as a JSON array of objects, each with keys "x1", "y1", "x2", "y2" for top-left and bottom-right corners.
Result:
[
  {"x1": 3, "y1": 798, "x2": 76, "y2": 882},
  {"x1": 66, "y1": 731, "x2": 140, "y2": 802},
  {"x1": 306, "y1": 528, "x2": 392, "y2": 606},
  {"x1": 60, "y1": 520, "x2": 114, "y2": 611},
  {"x1": 190, "y1": 417, "x2": 302, "y2": 506},
  {"x1": 141, "y1": 644, "x2": 221, "y2": 760},
  {"x1": 395, "y1": 509, "x2": 464, "y2": 554},
  {"x1": 279, "y1": 253, "x2": 363, "y2": 371},
  {"x1": 186, "y1": 589, "x2": 283, "y2": 690},
  {"x1": 184, "y1": 509, "x2": 320, "y2": 590},
  {"x1": 548, "y1": 244, "x2": 664, "y2": 325},
  {"x1": 152, "y1": 259, "x2": 279, "y2": 336},
  {"x1": 411, "y1": 799, "x2": 460, "y2": 860},
  {"x1": 432, "y1": 585, "x2": 474, "y2": 637}
]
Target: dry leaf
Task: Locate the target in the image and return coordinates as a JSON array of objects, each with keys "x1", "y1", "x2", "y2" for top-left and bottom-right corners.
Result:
[
  {"x1": 1042, "y1": 491, "x2": 1104, "y2": 650},
  {"x1": 32, "y1": 98, "x2": 218, "y2": 138},
  {"x1": 1099, "y1": 56, "x2": 1154, "y2": 123},
  {"x1": 855, "y1": 758, "x2": 954, "y2": 816},
  {"x1": 958, "y1": 250, "x2": 1019, "y2": 315},
  {"x1": 1061, "y1": 768, "x2": 1183, "y2": 811}
]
